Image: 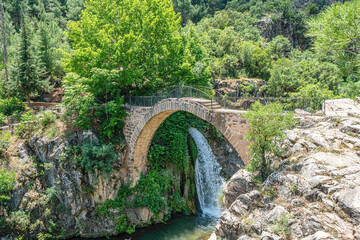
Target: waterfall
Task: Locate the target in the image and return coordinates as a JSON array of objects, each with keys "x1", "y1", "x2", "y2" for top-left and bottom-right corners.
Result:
[{"x1": 188, "y1": 127, "x2": 224, "y2": 218}]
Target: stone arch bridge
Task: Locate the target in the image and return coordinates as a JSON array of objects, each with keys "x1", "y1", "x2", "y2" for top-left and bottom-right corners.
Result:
[{"x1": 123, "y1": 96, "x2": 251, "y2": 182}]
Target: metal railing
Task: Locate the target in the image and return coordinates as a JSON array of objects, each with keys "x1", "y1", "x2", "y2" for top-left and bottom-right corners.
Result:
[
  {"x1": 221, "y1": 97, "x2": 325, "y2": 115},
  {"x1": 124, "y1": 85, "x2": 326, "y2": 115}
]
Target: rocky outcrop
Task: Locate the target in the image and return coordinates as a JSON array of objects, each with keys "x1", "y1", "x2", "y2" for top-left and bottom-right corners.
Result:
[
  {"x1": 211, "y1": 99, "x2": 360, "y2": 239},
  {"x1": 0, "y1": 131, "x2": 165, "y2": 239}
]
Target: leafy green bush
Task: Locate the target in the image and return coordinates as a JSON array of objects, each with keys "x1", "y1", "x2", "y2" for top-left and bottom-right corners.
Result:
[
  {"x1": 40, "y1": 111, "x2": 57, "y2": 128},
  {"x1": 244, "y1": 102, "x2": 296, "y2": 180},
  {"x1": 0, "y1": 97, "x2": 25, "y2": 117},
  {"x1": 73, "y1": 143, "x2": 118, "y2": 174},
  {"x1": 115, "y1": 214, "x2": 135, "y2": 234},
  {"x1": 15, "y1": 111, "x2": 39, "y2": 139},
  {"x1": 267, "y1": 53, "x2": 342, "y2": 97},
  {"x1": 63, "y1": 73, "x2": 127, "y2": 142},
  {"x1": 272, "y1": 214, "x2": 291, "y2": 237},
  {"x1": 9, "y1": 210, "x2": 30, "y2": 232},
  {"x1": 0, "y1": 132, "x2": 11, "y2": 155},
  {"x1": 0, "y1": 169, "x2": 16, "y2": 203},
  {"x1": 40, "y1": 186, "x2": 57, "y2": 205}
]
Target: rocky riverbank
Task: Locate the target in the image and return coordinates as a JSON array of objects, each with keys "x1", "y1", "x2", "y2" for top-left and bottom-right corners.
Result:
[{"x1": 210, "y1": 99, "x2": 360, "y2": 240}]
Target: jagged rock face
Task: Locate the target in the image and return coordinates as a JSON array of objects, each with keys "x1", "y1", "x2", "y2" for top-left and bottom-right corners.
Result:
[
  {"x1": 208, "y1": 137, "x2": 244, "y2": 178},
  {"x1": 257, "y1": 0, "x2": 344, "y2": 49},
  {"x1": 1, "y1": 131, "x2": 163, "y2": 239},
  {"x1": 211, "y1": 99, "x2": 360, "y2": 240}
]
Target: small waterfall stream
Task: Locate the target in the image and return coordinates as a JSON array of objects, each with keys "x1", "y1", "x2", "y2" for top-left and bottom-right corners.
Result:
[
  {"x1": 94, "y1": 127, "x2": 224, "y2": 240},
  {"x1": 189, "y1": 127, "x2": 225, "y2": 218}
]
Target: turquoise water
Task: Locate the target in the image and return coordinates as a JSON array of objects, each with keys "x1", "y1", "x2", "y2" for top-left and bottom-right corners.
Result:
[{"x1": 86, "y1": 215, "x2": 217, "y2": 240}]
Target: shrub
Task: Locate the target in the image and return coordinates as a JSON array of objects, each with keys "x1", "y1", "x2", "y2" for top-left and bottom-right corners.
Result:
[
  {"x1": 15, "y1": 111, "x2": 39, "y2": 139},
  {"x1": 115, "y1": 214, "x2": 135, "y2": 234},
  {"x1": 40, "y1": 111, "x2": 57, "y2": 128},
  {"x1": 73, "y1": 143, "x2": 118, "y2": 174},
  {"x1": 40, "y1": 186, "x2": 57, "y2": 205},
  {"x1": 0, "y1": 132, "x2": 11, "y2": 155},
  {"x1": 0, "y1": 98, "x2": 25, "y2": 117},
  {"x1": 244, "y1": 102, "x2": 296, "y2": 180},
  {"x1": 9, "y1": 210, "x2": 30, "y2": 232},
  {"x1": 272, "y1": 214, "x2": 291, "y2": 237},
  {"x1": 0, "y1": 169, "x2": 16, "y2": 203}
]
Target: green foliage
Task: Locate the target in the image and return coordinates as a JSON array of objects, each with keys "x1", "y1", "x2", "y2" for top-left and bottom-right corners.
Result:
[
  {"x1": 40, "y1": 111, "x2": 57, "y2": 128},
  {"x1": 9, "y1": 210, "x2": 30, "y2": 232},
  {"x1": 0, "y1": 97, "x2": 25, "y2": 116},
  {"x1": 244, "y1": 102, "x2": 296, "y2": 180},
  {"x1": 195, "y1": 10, "x2": 262, "y2": 78},
  {"x1": 307, "y1": 0, "x2": 360, "y2": 78},
  {"x1": 40, "y1": 186, "x2": 57, "y2": 205},
  {"x1": 63, "y1": 70, "x2": 128, "y2": 142},
  {"x1": 289, "y1": 83, "x2": 335, "y2": 99},
  {"x1": 115, "y1": 214, "x2": 135, "y2": 234},
  {"x1": 15, "y1": 111, "x2": 39, "y2": 139},
  {"x1": 10, "y1": 13, "x2": 51, "y2": 103},
  {"x1": 64, "y1": 0, "x2": 183, "y2": 93},
  {"x1": 271, "y1": 214, "x2": 291, "y2": 237},
  {"x1": 148, "y1": 112, "x2": 192, "y2": 170},
  {"x1": 269, "y1": 35, "x2": 292, "y2": 59},
  {"x1": 0, "y1": 132, "x2": 12, "y2": 155},
  {"x1": 72, "y1": 142, "x2": 118, "y2": 175},
  {"x1": 267, "y1": 51, "x2": 342, "y2": 97},
  {"x1": 263, "y1": 187, "x2": 277, "y2": 199},
  {"x1": 0, "y1": 169, "x2": 16, "y2": 202},
  {"x1": 132, "y1": 170, "x2": 169, "y2": 214}
]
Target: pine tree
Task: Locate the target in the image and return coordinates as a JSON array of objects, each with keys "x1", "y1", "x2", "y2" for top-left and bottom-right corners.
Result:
[{"x1": 11, "y1": 12, "x2": 49, "y2": 105}]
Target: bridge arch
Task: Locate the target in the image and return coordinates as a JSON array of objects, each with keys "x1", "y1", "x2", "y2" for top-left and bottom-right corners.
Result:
[{"x1": 123, "y1": 98, "x2": 250, "y2": 182}]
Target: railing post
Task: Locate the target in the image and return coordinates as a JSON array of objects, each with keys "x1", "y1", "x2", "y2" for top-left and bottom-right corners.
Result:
[
  {"x1": 211, "y1": 97, "x2": 213, "y2": 111},
  {"x1": 310, "y1": 98, "x2": 313, "y2": 116},
  {"x1": 223, "y1": 96, "x2": 226, "y2": 108},
  {"x1": 177, "y1": 85, "x2": 179, "y2": 98},
  {"x1": 323, "y1": 97, "x2": 326, "y2": 115},
  {"x1": 151, "y1": 97, "x2": 153, "y2": 106},
  {"x1": 190, "y1": 87, "x2": 193, "y2": 98}
]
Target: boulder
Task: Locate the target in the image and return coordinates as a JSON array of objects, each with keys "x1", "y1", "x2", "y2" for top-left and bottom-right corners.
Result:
[
  {"x1": 265, "y1": 206, "x2": 289, "y2": 224},
  {"x1": 223, "y1": 170, "x2": 255, "y2": 208},
  {"x1": 332, "y1": 186, "x2": 360, "y2": 224}
]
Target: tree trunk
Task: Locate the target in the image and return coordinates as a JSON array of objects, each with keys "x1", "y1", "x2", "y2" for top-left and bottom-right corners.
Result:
[
  {"x1": 0, "y1": 0, "x2": 8, "y2": 93},
  {"x1": 27, "y1": 93, "x2": 30, "y2": 107}
]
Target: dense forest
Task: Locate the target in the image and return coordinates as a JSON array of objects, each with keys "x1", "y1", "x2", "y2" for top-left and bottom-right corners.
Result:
[
  {"x1": 0, "y1": 0, "x2": 358, "y2": 139},
  {"x1": 0, "y1": 0, "x2": 358, "y2": 98}
]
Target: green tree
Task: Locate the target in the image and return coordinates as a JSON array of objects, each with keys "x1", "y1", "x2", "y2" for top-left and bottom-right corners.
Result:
[
  {"x1": 244, "y1": 102, "x2": 296, "y2": 180},
  {"x1": 64, "y1": 0, "x2": 184, "y2": 94},
  {"x1": 10, "y1": 12, "x2": 50, "y2": 104},
  {"x1": 267, "y1": 51, "x2": 342, "y2": 97},
  {"x1": 307, "y1": 0, "x2": 360, "y2": 78},
  {"x1": 269, "y1": 35, "x2": 291, "y2": 60}
]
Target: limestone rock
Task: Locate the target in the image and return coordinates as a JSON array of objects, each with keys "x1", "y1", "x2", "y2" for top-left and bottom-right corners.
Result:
[
  {"x1": 223, "y1": 170, "x2": 255, "y2": 208},
  {"x1": 301, "y1": 231, "x2": 333, "y2": 240},
  {"x1": 265, "y1": 206, "x2": 289, "y2": 224}
]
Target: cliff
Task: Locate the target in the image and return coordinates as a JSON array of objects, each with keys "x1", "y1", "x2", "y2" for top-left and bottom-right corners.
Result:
[{"x1": 210, "y1": 99, "x2": 360, "y2": 240}]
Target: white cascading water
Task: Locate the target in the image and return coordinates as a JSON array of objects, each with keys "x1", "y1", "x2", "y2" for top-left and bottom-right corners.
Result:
[{"x1": 189, "y1": 127, "x2": 225, "y2": 218}]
